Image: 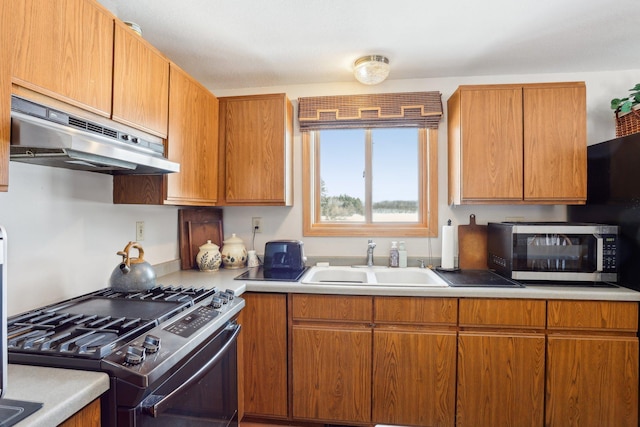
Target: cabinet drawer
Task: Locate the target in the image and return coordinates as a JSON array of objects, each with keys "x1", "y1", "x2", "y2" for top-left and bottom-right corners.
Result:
[
  {"x1": 292, "y1": 294, "x2": 372, "y2": 322},
  {"x1": 459, "y1": 298, "x2": 546, "y2": 328},
  {"x1": 374, "y1": 297, "x2": 457, "y2": 325},
  {"x1": 548, "y1": 300, "x2": 638, "y2": 332}
]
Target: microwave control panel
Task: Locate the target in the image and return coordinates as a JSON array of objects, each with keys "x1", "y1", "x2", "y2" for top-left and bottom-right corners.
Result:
[{"x1": 602, "y1": 234, "x2": 617, "y2": 272}]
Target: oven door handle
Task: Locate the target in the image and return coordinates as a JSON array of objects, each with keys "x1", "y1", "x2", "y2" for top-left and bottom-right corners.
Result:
[
  {"x1": 142, "y1": 322, "x2": 241, "y2": 418},
  {"x1": 595, "y1": 233, "x2": 604, "y2": 272}
]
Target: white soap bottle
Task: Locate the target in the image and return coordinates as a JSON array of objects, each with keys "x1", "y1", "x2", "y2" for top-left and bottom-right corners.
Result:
[
  {"x1": 389, "y1": 241, "x2": 399, "y2": 267},
  {"x1": 398, "y1": 241, "x2": 407, "y2": 268}
]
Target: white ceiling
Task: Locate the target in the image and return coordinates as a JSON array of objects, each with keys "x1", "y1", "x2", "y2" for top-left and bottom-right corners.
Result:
[{"x1": 99, "y1": 0, "x2": 640, "y2": 91}]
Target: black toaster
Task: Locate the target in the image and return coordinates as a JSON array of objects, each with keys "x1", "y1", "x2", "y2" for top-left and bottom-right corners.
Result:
[{"x1": 263, "y1": 240, "x2": 306, "y2": 273}]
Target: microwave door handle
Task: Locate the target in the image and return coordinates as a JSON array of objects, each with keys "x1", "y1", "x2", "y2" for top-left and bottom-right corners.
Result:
[
  {"x1": 595, "y1": 234, "x2": 604, "y2": 272},
  {"x1": 142, "y1": 322, "x2": 241, "y2": 418}
]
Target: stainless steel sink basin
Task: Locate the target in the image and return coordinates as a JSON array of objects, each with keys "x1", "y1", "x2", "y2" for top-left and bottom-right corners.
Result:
[{"x1": 300, "y1": 266, "x2": 448, "y2": 287}]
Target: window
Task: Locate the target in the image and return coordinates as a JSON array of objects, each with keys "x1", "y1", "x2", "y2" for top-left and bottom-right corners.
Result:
[{"x1": 299, "y1": 92, "x2": 442, "y2": 237}]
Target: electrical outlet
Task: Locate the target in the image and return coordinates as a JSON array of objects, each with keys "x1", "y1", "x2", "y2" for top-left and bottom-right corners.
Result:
[
  {"x1": 136, "y1": 221, "x2": 145, "y2": 241},
  {"x1": 252, "y1": 217, "x2": 262, "y2": 233}
]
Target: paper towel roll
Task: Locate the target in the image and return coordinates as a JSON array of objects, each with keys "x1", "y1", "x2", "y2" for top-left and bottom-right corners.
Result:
[{"x1": 441, "y1": 223, "x2": 455, "y2": 269}]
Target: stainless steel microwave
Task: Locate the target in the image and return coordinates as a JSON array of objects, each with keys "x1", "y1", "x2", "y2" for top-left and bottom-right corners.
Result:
[{"x1": 487, "y1": 222, "x2": 618, "y2": 282}]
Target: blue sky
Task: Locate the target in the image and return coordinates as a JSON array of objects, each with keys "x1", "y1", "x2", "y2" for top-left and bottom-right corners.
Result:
[{"x1": 319, "y1": 128, "x2": 419, "y2": 201}]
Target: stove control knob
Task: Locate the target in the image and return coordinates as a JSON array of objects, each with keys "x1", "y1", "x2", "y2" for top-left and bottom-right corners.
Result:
[
  {"x1": 125, "y1": 345, "x2": 146, "y2": 365},
  {"x1": 210, "y1": 297, "x2": 223, "y2": 309},
  {"x1": 222, "y1": 290, "x2": 235, "y2": 301},
  {"x1": 143, "y1": 335, "x2": 161, "y2": 354}
]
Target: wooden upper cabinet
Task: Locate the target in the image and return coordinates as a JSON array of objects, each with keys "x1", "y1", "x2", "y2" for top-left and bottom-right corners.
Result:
[
  {"x1": 448, "y1": 82, "x2": 586, "y2": 205},
  {"x1": 165, "y1": 63, "x2": 219, "y2": 205},
  {"x1": 113, "y1": 63, "x2": 219, "y2": 206},
  {"x1": 112, "y1": 20, "x2": 169, "y2": 138},
  {"x1": 449, "y1": 86, "x2": 524, "y2": 203},
  {"x1": 11, "y1": 0, "x2": 114, "y2": 116},
  {"x1": 218, "y1": 94, "x2": 293, "y2": 206},
  {"x1": 523, "y1": 85, "x2": 587, "y2": 202}
]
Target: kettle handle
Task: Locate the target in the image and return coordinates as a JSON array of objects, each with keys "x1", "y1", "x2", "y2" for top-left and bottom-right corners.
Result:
[
  {"x1": 128, "y1": 242, "x2": 146, "y2": 265},
  {"x1": 116, "y1": 241, "x2": 146, "y2": 266}
]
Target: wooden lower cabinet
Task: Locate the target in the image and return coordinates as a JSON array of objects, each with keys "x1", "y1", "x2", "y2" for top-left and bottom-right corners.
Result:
[
  {"x1": 373, "y1": 329, "x2": 456, "y2": 426},
  {"x1": 243, "y1": 295, "x2": 639, "y2": 427},
  {"x1": 457, "y1": 332, "x2": 545, "y2": 427},
  {"x1": 546, "y1": 300, "x2": 639, "y2": 427},
  {"x1": 291, "y1": 294, "x2": 372, "y2": 424},
  {"x1": 457, "y1": 298, "x2": 546, "y2": 427},
  {"x1": 292, "y1": 326, "x2": 372, "y2": 423},
  {"x1": 58, "y1": 398, "x2": 101, "y2": 427},
  {"x1": 240, "y1": 293, "x2": 288, "y2": 419}
]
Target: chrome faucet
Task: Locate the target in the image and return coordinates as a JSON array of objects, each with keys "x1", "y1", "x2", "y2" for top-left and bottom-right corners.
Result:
[{"x1": 366, "y1": 239, "x2": 376, "y2": 267}]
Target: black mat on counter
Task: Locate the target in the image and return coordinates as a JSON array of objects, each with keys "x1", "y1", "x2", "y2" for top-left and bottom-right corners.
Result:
[
  {"x1": 435, "y1": 269, "x2": 525, "y2": 288},
  {"x1": 0, "y1": 398, "x2": 42, "y2": 427}
]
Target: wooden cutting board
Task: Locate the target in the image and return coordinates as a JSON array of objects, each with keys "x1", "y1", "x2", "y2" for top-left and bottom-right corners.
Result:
[{"x1": 458, "y1": 214, "x2": 488, "y2": 270}]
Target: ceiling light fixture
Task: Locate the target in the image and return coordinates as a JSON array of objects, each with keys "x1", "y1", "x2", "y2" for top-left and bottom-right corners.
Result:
[{"x1": 353, "y1": 55, "x2": 390, "y2": 85}]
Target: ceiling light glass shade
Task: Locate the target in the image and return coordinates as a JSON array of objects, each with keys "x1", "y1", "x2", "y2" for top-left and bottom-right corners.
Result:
[{"x1": 353, "y1": 55, "x2": 390, "y2": 85}]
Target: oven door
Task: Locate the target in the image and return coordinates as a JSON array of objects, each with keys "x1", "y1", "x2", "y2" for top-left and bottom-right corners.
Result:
[{"x1": 121, "y1": 322, "x2": 239, "y2": 427}]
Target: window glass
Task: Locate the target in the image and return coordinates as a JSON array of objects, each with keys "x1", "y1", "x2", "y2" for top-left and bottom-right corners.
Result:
[
  {"x1": 371, "y1": 128, "x2": 419, "y2": 223},
  {"x1": 319, "y1": 129, "x2": 365, "y2": 222},
  {"x1": 303, "y1": 127, "x2": 437, "y2": 237}
]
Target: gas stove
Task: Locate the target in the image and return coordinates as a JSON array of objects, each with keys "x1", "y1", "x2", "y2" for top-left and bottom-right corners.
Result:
[
  {"x1": 7, "y1": 286, "x2": 216, "y2": 366},
  {"x1": 6, "y1": 285, "x2": 244, "y2": 426}
]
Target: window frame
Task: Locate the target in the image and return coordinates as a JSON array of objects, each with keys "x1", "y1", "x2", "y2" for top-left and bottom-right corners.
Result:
[{"x1": 302, "y1": 127, "x2": 438, "y2": 237}]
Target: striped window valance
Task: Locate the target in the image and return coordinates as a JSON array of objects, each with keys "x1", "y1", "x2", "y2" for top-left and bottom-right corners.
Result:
[{"x1": 298, "y1": 91, "x2": 443, "y2": 130}]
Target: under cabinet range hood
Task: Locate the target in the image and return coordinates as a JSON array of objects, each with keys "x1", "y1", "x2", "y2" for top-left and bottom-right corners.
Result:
[{"x1": 9, "y1": 96, "x2": 180, "y2": 175}]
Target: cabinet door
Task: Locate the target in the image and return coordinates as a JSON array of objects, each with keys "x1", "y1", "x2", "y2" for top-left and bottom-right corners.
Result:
[
  {"x1": 12, "y1": 0, "x2": 113, "y2": 116},
  {"x1": 546, "y1": 335, "x2": 638, "y2": 427},
  {"x1": 165, "y1": 64, "x2": 219, "y2": 205},
  {"x1": 373, "y1": 330, "x2": 456, "y2": 427},
  {"x1": 460, "y1": 88, "x2": 523, "y2": 201},
  {"x1": 112, "y1": 20, "x2": 169, "y2": 137},
  {"x1": 523, "y1": 85, "x2": 586, "y2": 202},
  {"x1": 241, "y1": 293, "x2": 288, "y2": 418},
  {"x1": 219, "y1": 94, "x2": 293, "y2": 205},
  {"x1": 457, "y1": 332, "x2": 546, "y2": 427},
  {"x1": 292, "y1": 326, "x2": 372, "y2": 423}
]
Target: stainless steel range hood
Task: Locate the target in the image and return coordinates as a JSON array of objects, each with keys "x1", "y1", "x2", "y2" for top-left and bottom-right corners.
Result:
[{"x1": 10, "y1": 96, "x2": 180, "y2": 175}]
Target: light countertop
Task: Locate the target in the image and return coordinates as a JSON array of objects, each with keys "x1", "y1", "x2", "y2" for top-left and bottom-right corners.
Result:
[
  {"x1": 158, "y1": 266, "x2": 640, "y2": 302},
  {"x1": 4, "y1": 364, "x2": 109, "y2": 427}
]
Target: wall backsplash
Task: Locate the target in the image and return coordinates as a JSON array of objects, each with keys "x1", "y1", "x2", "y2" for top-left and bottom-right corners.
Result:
[{"x1": 1, "y1": 68, "x2": 637, "y2": 315}]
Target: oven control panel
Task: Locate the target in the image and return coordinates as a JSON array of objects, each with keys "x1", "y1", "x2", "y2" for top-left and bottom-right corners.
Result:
[
  {"x1": 102, "y1": 289, "x2": 244, "y2": 386},
  {"x1": 164, "y1": 305, "x2": 219, "y2": 338}
]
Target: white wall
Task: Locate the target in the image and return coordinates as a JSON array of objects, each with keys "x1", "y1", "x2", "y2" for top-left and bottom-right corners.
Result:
[
  {"x1": 1, "y1": 68, "x2": 637, "y2": 314},
  {"x1": 0, "y1": 163, "x2": 179, "y2": 315},
  {"x1": 216, "y1": 69, "x2": 640, "y2": 263}
]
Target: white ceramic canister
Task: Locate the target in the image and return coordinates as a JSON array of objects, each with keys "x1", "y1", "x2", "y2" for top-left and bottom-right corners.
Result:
[
  {"x1": 221, "y1": 233, "x2": 247, "y2": 269},
  {"x1": 196, "y1": 240, "x2": 222, "y2": 272}
]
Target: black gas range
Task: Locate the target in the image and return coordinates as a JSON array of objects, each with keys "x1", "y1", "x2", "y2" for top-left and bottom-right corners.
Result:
[{"x1": 7, "y1": 285, "x2": 244, "y2": 426}]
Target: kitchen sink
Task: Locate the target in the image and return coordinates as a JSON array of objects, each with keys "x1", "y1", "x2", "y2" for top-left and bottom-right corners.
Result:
[{"x1": 300, "y1": 266, "x2": 448, "y2": 287}]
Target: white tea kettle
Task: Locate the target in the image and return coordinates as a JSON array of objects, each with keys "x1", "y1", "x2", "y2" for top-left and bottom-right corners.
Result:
[{"x1": 109, "y1": 241, "x2": 157, "y2": 292}]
